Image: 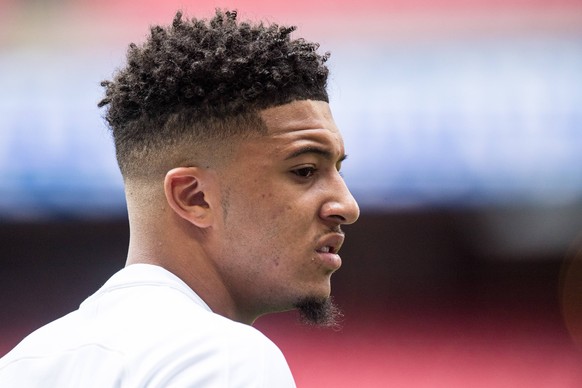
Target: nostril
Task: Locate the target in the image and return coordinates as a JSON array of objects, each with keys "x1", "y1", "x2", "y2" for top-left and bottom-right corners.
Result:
[{"x1": 320, "y1": 202, "x2": 353, "y2": 224}]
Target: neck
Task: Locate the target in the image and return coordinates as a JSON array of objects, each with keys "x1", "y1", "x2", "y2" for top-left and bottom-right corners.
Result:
[{"x1": 126, "y1": 217, "x2": 258, "y2": 325}]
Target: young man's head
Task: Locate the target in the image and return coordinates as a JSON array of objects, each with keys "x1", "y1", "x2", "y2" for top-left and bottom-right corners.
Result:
[{"x1": 98, "y1": 10, "x2": 359, "y2": 326}]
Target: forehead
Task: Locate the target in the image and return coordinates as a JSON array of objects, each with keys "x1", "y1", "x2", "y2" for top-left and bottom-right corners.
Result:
[
  {"x1": 222, "y1": 100, "x2": 345, "y2": 176},
  {"x1": 258, "y1": 100, "x2": 343, "y2": 147},
  {"x1": 260, "y1": 100, "x2": 337, "y2": 134}
]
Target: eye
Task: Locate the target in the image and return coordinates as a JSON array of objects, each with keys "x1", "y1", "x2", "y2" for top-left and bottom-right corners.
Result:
[{"x1": 292, "y1": 166, "x2": 317, "y2": 179}]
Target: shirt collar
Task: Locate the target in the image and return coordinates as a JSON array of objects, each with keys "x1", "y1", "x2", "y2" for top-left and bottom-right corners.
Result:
[{"x1": 82, "y1": 263, "x2": 212, "y2": 313}]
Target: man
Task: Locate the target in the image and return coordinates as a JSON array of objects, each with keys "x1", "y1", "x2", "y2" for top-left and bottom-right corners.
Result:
[{"x1": 0, "y1": 9, "x2": 359, "y2": 387}]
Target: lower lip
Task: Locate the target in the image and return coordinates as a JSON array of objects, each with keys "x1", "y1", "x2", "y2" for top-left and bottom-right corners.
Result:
[{"x1": 315, "y1": 251, "x2": 342, "y2": 271}]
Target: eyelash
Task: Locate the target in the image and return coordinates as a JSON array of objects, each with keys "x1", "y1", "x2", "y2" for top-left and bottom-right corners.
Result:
[
  {"x1": 292, "y1": 166, "x2": 318, "y2": 179},
  {"x1": 291, "y1": 167, "x2": 345, "y2": 181}
]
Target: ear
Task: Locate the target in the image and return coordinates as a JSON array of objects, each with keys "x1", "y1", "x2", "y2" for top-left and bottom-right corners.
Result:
[{"x1": 164, "y1": 167, "x2": 215, "y2": 228}]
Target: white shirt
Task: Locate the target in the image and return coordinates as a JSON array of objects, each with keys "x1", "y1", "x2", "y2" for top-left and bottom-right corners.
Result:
[{"x1": 0, "y1": 264, "x2": 296, "y2": 387}]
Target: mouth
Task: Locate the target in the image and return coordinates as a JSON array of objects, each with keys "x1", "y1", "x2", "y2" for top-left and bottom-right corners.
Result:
[
  {"x1": 313, "y1": 233, "x2": 345, "y2": 271},
  {"x1": 315, "y1": 245, "x2": 338, "y2": 254},
  {"x1": 315, "y1": 232, "x2": 344, "y2": 255},
  {"x1": 316, "y1": 245, "x2": 336, "y2": 254}
]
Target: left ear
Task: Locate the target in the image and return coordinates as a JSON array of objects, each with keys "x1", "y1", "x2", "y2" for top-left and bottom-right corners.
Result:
[{"x1": 164, "y1": 167, "x2": 216, "y2": 228}]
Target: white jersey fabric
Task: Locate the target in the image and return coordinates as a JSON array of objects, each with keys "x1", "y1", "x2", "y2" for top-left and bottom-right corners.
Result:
[{"x1": 0, "y1": 264, "x2": 296, "y2": 387}]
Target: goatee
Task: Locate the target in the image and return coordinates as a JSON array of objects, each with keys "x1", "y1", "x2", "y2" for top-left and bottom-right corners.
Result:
[{"x1": 295, "y1": 297, "x2": 343, "y2": 329}]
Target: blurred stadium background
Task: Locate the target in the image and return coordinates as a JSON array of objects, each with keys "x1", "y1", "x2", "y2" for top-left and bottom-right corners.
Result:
[{"x1": 2, "y1": 0, "x2": 582, "y2": 386}]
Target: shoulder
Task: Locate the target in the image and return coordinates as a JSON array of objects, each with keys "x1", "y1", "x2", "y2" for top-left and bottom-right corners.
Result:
[
  {"x1": 98, "y1": 279, "x2": 295, "y2": 387},
  {"x1": 126, "y1": 310, "x2": 295, "y2": 387},
  {"x1": 0, "y1": 265, "x2": 296, "y2": 387}
]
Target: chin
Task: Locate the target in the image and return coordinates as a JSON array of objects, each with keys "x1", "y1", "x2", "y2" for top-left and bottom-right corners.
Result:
[{"x1": 294, "y1": 295, "x2": 343, "y2": 328}]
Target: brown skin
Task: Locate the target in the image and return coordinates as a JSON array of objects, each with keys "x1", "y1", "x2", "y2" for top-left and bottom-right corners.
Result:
[{"x1": 125, "y1": 100, "x2": 360, "y2": 325}]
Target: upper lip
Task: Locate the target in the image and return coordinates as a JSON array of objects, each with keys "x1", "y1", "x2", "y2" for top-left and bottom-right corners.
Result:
[{"x1": 315, "y1": 233, "x2": 345, "y2": 254}]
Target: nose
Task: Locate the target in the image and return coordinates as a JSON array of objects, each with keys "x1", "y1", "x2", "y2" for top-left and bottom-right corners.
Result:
[{"x1": 320, "y1": 174, "x2": 360, "y2": 226}]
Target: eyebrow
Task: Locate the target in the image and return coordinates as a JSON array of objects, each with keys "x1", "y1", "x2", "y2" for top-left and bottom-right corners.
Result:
[{"x1": 285, "y1": 146, "x2": 348, "y2": 163}]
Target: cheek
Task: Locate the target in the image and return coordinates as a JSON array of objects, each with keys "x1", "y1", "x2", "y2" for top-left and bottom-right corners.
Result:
[
  {"x1": 252, "y1": 189, "x2": 293, "y2": 221},
  {"x1": 246, "y1": 204, "x2": 306, "y2": 258},
  {"x1": 227, "y1": 184, "x2": 313, "y2": 255}
]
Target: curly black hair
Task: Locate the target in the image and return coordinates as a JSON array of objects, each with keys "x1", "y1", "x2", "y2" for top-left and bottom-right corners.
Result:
[{"x1": 98, "y1": 10, "x2": 331, "y2": 177}]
